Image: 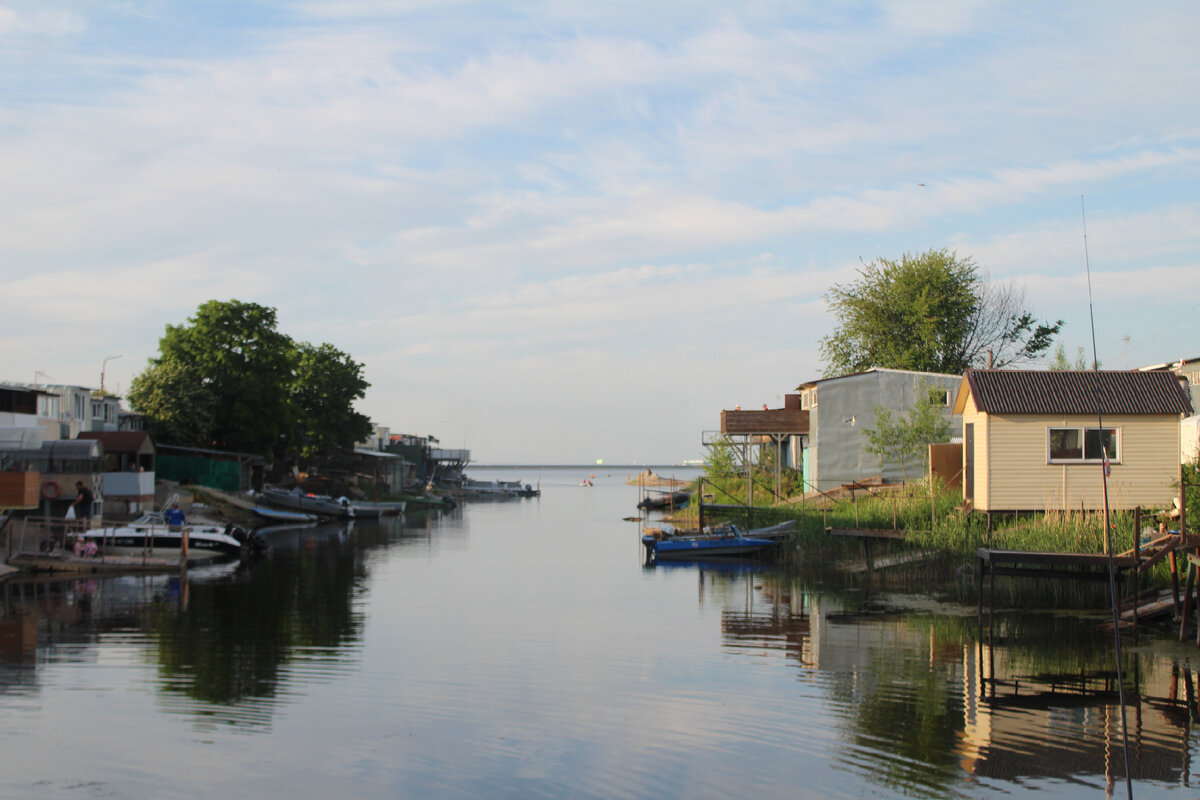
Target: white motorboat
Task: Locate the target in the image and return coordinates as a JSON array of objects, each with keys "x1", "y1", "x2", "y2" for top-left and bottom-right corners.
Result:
[{"x1": 76, "y1": 506, "x2": 255, "y2": 559}]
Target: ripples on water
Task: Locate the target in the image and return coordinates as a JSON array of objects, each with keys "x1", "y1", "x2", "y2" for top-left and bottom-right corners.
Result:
[{"x1": 2, "y1": 468, "x2": 1200, "y2": 797}]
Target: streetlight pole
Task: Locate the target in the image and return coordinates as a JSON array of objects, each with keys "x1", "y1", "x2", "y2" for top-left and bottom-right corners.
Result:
[{"x1": 100, "y1": 353, "x2": 122, "y2": 394}]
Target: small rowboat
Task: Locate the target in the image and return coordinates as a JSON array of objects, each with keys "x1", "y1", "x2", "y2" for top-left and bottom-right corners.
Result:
[{"x1": 253, "y1": 507, "x2": 319, "y2": 523}]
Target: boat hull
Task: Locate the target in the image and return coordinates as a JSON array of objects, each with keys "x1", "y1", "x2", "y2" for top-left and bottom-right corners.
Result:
[
  {"x1": 637, "y1": 491, "x2": 691, "y2": 510},
  {"x1": 258, "y1": 489, "x2": 352, "y2": 518},
  {"x1": 78, "y1": 526, "x2": 245, "y2": 557},
  {"x1": 253, "y1": 507, "x2": 318, "y2": 523},
  {"x1": 642, "y1": 534, "x2": 776, "y2": 559}
]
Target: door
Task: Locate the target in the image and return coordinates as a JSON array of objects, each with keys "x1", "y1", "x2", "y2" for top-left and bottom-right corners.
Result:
[{"x1": 964, "y1": 423, "x2": 974, "y2": 508}]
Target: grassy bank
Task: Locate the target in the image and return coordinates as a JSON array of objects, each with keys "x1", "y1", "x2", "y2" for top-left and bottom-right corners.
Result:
[{"x1": 674, "y1": 474, "x2": 1180, "y2": 608}]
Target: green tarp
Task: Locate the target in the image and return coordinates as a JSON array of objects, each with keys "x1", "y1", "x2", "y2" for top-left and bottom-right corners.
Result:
[{"x1": 156, "y1": 454, "x2": 242, "y2": 492}]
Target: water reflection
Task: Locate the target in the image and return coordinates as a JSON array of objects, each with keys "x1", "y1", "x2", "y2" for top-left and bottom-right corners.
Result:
[
  {"x1": 6, "y1": 474, "x2": 1200, "y2": 797},
  {"x1": 971, "y1": 615, "x2": 1198, "y2": 790},
  {"x1": 0, "y1": 516, "x2": 428, "y2": 734},
  {"x1": 656, "y1": 560, "x2": 1200, "y2": 796},
  {"x1": 151, "y1": 521, "x2": 365, "y2": 730}
]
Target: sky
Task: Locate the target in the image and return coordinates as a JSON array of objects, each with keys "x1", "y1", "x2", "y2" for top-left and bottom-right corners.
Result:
[{"x1": 2, "y1": 2, "x2": 1199, "y2": 465}]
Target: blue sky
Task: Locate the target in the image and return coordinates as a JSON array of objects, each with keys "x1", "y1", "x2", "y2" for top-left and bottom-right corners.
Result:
[{"x1": 2, "y1": 2, "x2": 1198, "y2": 464}]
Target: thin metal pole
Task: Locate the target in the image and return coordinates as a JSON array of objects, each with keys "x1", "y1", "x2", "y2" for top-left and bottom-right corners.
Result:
[{"x1": 1083, "y1": 196, "x2": 1133, "y2": 798}]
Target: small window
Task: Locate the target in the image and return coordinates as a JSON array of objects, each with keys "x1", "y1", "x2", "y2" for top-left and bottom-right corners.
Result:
[{"x1": 1048, "y1": 427, "x2": 1118, "y2": 463}]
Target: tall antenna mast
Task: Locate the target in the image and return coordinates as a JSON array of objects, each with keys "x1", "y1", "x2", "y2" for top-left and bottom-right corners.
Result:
[{"x1": 1083, "y1": 196, "x2": 1133, "y2": 798}]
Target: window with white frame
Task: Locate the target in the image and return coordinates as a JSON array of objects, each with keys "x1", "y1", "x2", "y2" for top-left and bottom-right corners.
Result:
[{"x1": 1047, "y1": 427, "x2": 1119, "y2": 464}]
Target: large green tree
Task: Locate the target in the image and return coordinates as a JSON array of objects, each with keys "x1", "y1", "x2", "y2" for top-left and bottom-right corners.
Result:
[
  {"x1": 290, "y1": 342, "x2": 372, "y2": 460},
  {"x1": 129, "y1": 299, "x2": 372, "y2": 462},
  {"x1": 820, "y1": 249, "x2": 1061, "y2": 376},
  {"x1": 130, "y1": 300, "x2": 294, "y2": 455},
  {"x1": 124, "y1": 358, "x2": 216, "y2": 446}
]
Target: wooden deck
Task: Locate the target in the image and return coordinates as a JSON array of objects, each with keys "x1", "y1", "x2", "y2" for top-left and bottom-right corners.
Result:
[
  {"x1": 977, "y1": 529, "x2": 1200, "y2": 647},
  {"x1": 8, "y1": 550, "x2": 222, "y2": 575},
  {"x1": 826, "y1": 527, "x2": 909, "y2": 573},
  {"x1": 827, "y1": 528, "x2": 907, "y2": 541},
  {"x1": 976, "y1": 547, "x2": 1136, "y2": 581}
]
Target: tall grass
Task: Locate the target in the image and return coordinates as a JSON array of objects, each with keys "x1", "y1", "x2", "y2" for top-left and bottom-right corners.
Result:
[{"x1": 683, "y1": 473, "x2": 1180, "y2": 606}]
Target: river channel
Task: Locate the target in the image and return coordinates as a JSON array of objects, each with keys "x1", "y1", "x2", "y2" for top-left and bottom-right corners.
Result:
[{"x1": 2, "y1": 466, "x2": 1200, "y2": 798}]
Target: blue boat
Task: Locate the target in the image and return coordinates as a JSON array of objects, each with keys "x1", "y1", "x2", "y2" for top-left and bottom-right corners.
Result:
[{"x1": 642, "y1": 524, "x2": 779, "y2": 560}]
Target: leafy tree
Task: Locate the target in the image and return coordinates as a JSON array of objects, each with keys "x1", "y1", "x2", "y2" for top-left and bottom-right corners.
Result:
[
  {"x1": 127, "y1": 358, "x2": 216, "y2": 446},
  {"x1": 129, "y1": 300, "x2": 372, "y2": 462},
  {"x1": 704, "y1": 435, "x2": 738, "y2": 480},
  {"x1": 290, "y1": 342, "x2": 372, "y2": 460},
  {"x1": 820, "y1": 249, "x2": 1061, "y2": 376},
  {"x1": 863, "y1": 382, "x2": 953, "y2": 481},
  {"x1": 1048, "y1": 343, "x2": 1098, "y2": 370},
  {"x1": 129, "y1": 300, "x2": 295, "y2": 455}
]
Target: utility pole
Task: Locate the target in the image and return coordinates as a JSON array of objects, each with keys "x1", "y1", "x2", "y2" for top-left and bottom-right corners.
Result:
[{"x1": 100, "y1": 353, "x2": 122, "y2": 394}]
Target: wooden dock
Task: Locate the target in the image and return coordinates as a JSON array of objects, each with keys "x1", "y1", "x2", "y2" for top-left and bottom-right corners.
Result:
[
  {"x1": 7, "y1": 550, "x2": 222, "y2": 575},
  {"x1": 976, "y1": 547, "x2": 1136, "y2": 581},
  {"x1": 827, "y1": 528, "x2": 907, "y2": 541},
  {"x1": 826, "y1": 527, "x2": 909, "y2": 573},
  {"x1": 977, "y1": 528, "x2": 1200, "y2": 646}
]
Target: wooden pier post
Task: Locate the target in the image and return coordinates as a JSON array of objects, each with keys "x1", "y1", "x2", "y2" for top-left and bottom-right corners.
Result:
[
  {"x1": 1182, "y1": 472, "x2": 1189, "y2": 540},
  {"x1": 1133, "y1": 507, "x2": 1141, "y2": 639},
  {"x1": 976, "y1": 555, "x2": 984, "y2": 630},
  {"x1": 1180, "y1": 557, "x2": 1195, "y2": 643},
  {"x1": 1169, "y1": 522, "x2": 1181, "y2": 617}
]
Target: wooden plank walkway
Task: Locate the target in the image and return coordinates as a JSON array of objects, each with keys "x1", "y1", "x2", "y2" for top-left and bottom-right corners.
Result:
[
  {"x1": 977, "y1": 547, "x2": 1136, "y2": 581},
  {"x1": 827, "y1": 528, "x2": 907, "y2": 541},
  {"x1": 826, "y1": 527, "x2": 910, "y2": 573},
  {"x1": 7, "y1": 550, "x2": 222, "y2": 575}
]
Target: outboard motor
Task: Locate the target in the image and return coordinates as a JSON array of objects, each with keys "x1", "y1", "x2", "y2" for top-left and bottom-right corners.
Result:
[{"x1": 245, "y1": 530, "x2": 269, "y2": 556}]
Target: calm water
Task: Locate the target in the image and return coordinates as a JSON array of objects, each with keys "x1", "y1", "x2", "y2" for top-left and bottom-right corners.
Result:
[{"x1": 3, "y1": 466, "x2": 1200, "y2": 798}]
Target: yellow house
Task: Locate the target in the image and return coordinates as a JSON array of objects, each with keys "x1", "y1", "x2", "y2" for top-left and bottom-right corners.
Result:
[{"x1": 953, "y1": 369, "x2": 1193, "y2": 512}]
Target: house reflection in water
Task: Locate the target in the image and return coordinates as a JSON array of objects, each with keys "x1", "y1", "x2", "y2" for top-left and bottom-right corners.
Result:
[{"x1": 701, "y1": 570, "x2": 1199, "y2": 791}]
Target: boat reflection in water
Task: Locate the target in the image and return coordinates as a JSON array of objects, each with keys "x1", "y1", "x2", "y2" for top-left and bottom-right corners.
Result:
[
  {"x1": 2, "y1": 468, "x2": 1200, "y2": 798},
  {"x1": 0, "y1": 517, "x2": 414, "y2": 733}
]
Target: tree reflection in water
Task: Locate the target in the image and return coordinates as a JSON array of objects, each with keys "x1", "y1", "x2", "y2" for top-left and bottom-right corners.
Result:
[{"x1": 152, "y1": 524, "x2": 366, "y2": 712}]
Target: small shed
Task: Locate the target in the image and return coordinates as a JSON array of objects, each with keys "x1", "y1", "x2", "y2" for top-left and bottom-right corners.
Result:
[
  {"x1": 77, "y1": 431, "x2": 156, "y2": 515},
  {"x1": 77, "y1": 431, "x2": 155, "y2": 473},
  {"x1": 797, "y1": 368, "x2": 961, "y2": 492},
  {"x1": 954, "y1": 369, "x2": 1194, "y2": 512}
]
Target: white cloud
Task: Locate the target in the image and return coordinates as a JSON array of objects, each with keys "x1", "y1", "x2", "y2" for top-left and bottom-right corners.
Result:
[
  {"x1": 3, "y1": 2, "x2": 1200, "y2": 460},
  {"x1": 0, "y1": 6, "x2": 85, "y2": 36}
]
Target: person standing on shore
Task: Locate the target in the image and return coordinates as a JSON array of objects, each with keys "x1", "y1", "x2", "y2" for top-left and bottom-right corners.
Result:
[{"x1": 71, "y1": 481, "x2": 94, "y2": 528}]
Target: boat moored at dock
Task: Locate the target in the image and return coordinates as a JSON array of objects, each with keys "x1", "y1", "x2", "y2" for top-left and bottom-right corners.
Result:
[{"x1": 641, "y1": 522, "x2": 783, "y2": 561}]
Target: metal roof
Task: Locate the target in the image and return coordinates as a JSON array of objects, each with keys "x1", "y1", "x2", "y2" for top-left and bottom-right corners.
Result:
[
  {"x1": 961, "y1": 369, "x2": 1194, "y2": 416},
  {"x1": 795, "y1": 367, "x2": 962, "y2": 390},
  {"x1": 353, "y1": 447, "x2": 402, "y2": 459},
  {"x1": 77, "y1": 431, "x2": 152, "y2": 453},
  {"x1": 39, "y1": 439, "x2": 103, "y2": 458}
]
